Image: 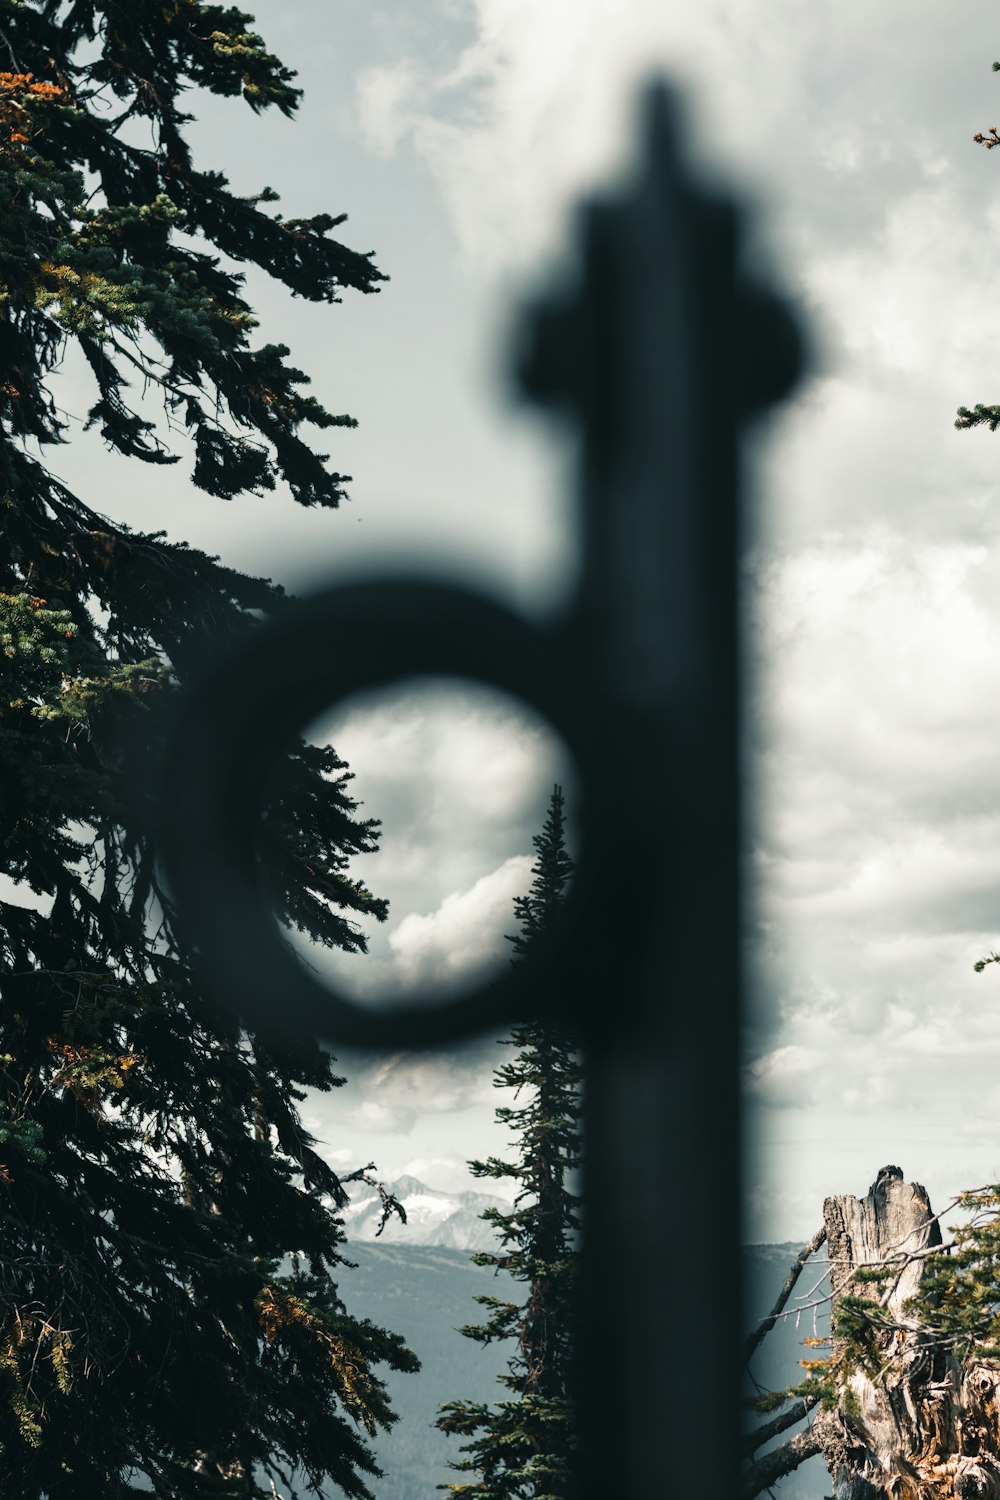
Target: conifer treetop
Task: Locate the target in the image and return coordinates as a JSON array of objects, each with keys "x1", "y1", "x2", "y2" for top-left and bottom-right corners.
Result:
[{"x1": 506, "y1": 783, "x2": 574, "y2": 960}]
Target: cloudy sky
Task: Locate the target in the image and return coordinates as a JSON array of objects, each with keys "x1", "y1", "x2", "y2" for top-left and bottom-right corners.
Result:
[{"x1": 51, "y1": 0, "x2": 1000, "y2": 1241}]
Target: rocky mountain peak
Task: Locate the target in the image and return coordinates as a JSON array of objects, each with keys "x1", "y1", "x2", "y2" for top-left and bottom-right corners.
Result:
[{"x1": 341, "y1": 1174, "x2": 509, "y2": 1253}]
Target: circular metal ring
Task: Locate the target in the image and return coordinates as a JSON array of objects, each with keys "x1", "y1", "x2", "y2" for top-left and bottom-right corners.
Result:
[{"x1": 158, "y1": 579, "x2": 590, "y2": 1049}]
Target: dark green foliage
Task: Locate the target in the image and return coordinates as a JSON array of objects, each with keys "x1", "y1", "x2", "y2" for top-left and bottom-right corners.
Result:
[
  {"x1": 905, "y1": 1185, "x2": 1000, "y2": 1361},
  {"x1": 955, "y1": 402, "x2": 1000, "y2": 433},
  {"x1": 0, "y1": 6, "x2": 417, "y2": 1496},
  {"x1": 437, "y1": 789, "x2": 582, "y2": 1499},
  {"x1": 505, "y1": 794, "x2": 574, "y2": 962}
]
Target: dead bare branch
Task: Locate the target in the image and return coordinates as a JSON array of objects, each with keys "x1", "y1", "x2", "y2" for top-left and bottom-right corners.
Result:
[
  {"x1": 745, "y1": 1426, "x2": 822, "y2": 1498},
  {"x1": 744, "y1": 1393, "x2": 821, "y2": 1457},
  {"x1": 745, "y1": 1226, "x2": 826, "y2": 1366}
]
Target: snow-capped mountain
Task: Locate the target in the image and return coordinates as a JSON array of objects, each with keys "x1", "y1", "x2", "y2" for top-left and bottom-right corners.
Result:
[{"x1": 342, "y1": 1173, "x2": 509, "y2": 1252}]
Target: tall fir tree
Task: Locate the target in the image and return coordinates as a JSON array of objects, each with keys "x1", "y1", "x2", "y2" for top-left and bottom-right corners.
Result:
[
  {"x1": 0, "y1": 5, "x2": 418, "y2": 1496},
  {"x1": 436, "y1": 786, "x2": 582, "y2": 1499}
]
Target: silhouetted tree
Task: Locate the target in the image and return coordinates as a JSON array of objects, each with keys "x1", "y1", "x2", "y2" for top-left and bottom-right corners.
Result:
[
  {"x1": 0, "y1": 5, "x2": 416, "y2": 1495},
  {"x1": 437, "y1": 787, "x2": 582, "y2": 1498}
]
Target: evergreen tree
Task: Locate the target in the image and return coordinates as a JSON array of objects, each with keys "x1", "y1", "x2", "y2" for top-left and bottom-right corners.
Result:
[
  {"x1": 0, "y1": 5, "x2": 418, "y2": 1496},
  {"x1": 436, "y1": 787, "x2": 582, "y2": 1499}
]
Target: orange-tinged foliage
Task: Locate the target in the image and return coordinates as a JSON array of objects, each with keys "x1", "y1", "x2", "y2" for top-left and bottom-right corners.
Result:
[
  {"x1": 0, "y1": 74, "x2": 64, "y2": 100},
  {"x1": 0, "y1": 72, "x2": 65, "y2": 152},
  {"x1": 255, "y1": 1284, "x2": 379, "y2": 1431},
  {"x1": 45, "y1": 1039, "x2": 145, "y2": 1100}
]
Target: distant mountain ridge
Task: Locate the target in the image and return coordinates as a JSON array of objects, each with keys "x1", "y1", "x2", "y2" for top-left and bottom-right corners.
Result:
[{"x1": 341, "y1": 1173, "x2": 510, "y2": 1252}]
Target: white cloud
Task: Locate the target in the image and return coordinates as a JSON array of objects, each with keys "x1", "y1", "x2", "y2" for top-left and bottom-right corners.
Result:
[
  {"x1": 295, "y1": 681, "x2": 572, "y2": 991},
  {"x1": 389, "y1": 854, "x2": 532, "y2": 991},
  {"x1": 364, "y1": 1051, "x2": 498, "y2": 1114},
  {"x1": 351, "y1": 0, "x2": 717, "y2": 276},
  {"x1": 321, "y1": 680, "x2": 563, "y2": 830},
  {"x1": 356, "y1": 59, "x2": 423, "y2": 156},
  {"x1": 305, "y1": 1043, "x2": 516, "y2": 1162},
  {"x1": 750, "y1": 531, "x2": 1000, "y2": 911},
  {"x1": 744, "y1": 1045, "x2": 822, "y2": 1108}
]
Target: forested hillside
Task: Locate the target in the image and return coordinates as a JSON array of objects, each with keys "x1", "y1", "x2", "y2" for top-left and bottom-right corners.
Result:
[{"x1": 325, "y1": 1243, "x2": 517, "y2": 1500}]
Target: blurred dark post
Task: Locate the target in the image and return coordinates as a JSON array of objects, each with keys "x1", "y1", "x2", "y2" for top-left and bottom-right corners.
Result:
[
  {"x1": 518, "y1": 86, "x2": 801, "y2": 1499},
  {"x1": 521, "y1": 87, "x2": 803, "y2": 1494},
  {"x1": 159, "y1": 82, "x2": 803, "y2": 1500}
]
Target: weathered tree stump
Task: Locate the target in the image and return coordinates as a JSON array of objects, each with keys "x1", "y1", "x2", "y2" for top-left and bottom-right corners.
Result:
[
  {"x1": 814, "y1": 1167, "x2": 1000, "y2": 1499},
  {"x1": 745, "y1": 1167, "x2": 1000, "y2": 1497}
]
